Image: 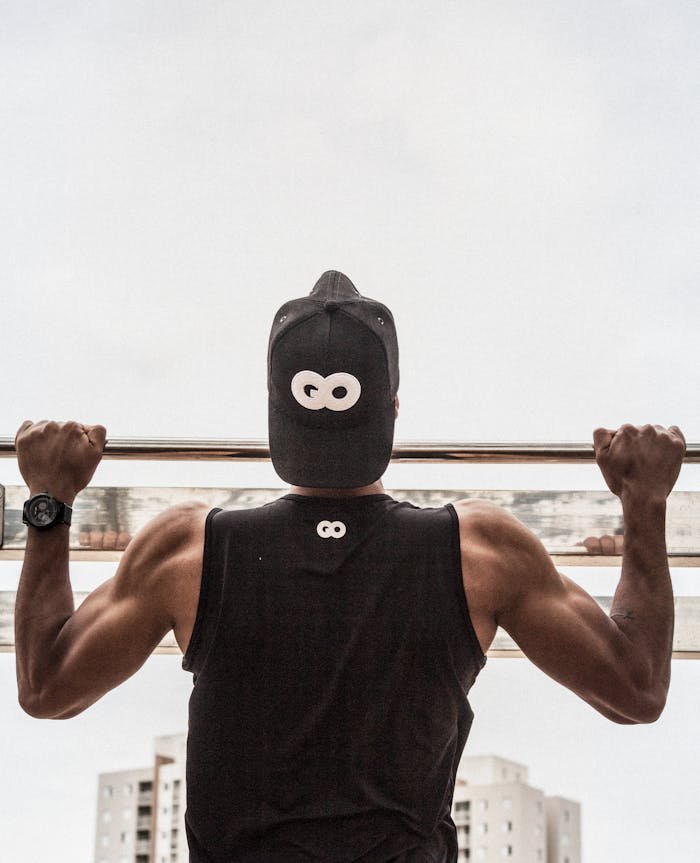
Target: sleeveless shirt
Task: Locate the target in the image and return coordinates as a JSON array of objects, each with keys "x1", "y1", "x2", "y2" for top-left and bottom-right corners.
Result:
[{"x1": 182, "y1": 494, "x2": 486, "y2": 862}]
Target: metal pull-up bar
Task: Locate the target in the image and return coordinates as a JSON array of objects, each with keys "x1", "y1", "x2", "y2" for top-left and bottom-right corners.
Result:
[{"x1": 1, "y1": 436, "x2": 699, "y2": 463}]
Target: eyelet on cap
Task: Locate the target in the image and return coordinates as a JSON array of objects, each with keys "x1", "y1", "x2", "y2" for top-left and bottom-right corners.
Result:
[
  {"x1": 377, "y1": 316, "x2": 384, "y2": 325},
  {"x1": 279, "y1": 314, "x2": 287, "y2": 323},
  {"x1": 325, "y1": 300, "x2": 339, "y2": 312}
]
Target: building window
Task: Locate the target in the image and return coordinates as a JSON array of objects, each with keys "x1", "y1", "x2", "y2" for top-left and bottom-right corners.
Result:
[
  {"x1": 562, "y1": 833, "x2": 570, "y2": 847},
  {"x1": 564, "y1": 809, "x2": 570, "y2": 823},
  {"x1": 502, "y1": 797, "x2": 512, "y2": 810},
  {"x1": 138, "y1": 781, "x2": 153, "y2": 793},
  {"x1": 456, "y1": 801, "x2": 471, "y2": 812},
  {"x1": 101, "y1": 810, "x2": 111, "y2": 823},
  {"x1": 99, "y1": 835, "x2": 110, "y2": 848},
  {"x1": 479, "y1": 822, "x2": 488, "y2": 834},
  {"x1": 475, "y1": 848, "x2": 487, "y2": 861},
  {"x1": 123, "y1": 783, "x2": 133, "y2": 796},
  {"x1": 122, "y1": 808, "x2": 132, "y2": 820},
  {"x1": 102, "y1": 785, "x2": 113, "y2": 800},
  {"x1": 536, "y1": 850, "x2": 543, "y2": 861},
  {"x1": 502, "y1": 820, "x2": 512, "y2": 832},
  {"x1": 137, "y1": 830, "x2": 149, "y2": 841},
  {"x1": 536, "y1": 800, "x2": 543, "y2": 813},
  {"x1": 500, "y1": 845, "x2": 513, "y2": 858},
  {"x1": 478, "y1": 799, "x2": 488, "y2": 812}
]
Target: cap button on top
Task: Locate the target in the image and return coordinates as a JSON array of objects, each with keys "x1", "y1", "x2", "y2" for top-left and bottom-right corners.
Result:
[{"x1": 324, "y1": 300, "x2": 340, "y2": 312}]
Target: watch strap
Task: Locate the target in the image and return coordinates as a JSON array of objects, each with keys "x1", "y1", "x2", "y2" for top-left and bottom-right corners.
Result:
[{"x1": 59, "y1": 502, "x2": 73, "y2": 527}]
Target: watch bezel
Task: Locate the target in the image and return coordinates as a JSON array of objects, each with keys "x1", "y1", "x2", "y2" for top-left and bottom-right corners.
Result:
[{"x1": 22, "y1": 493, "x2": 73, "y2": 530}]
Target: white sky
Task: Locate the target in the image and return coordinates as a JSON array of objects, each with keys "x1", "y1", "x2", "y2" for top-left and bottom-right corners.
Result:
[{"x1": 1, "y1": 2, "x2": 699, "y2": 861}]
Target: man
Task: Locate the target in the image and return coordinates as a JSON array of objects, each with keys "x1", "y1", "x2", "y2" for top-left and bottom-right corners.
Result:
[{"x1": 14, "y1": 270, "x2": 686, "y2": 861}]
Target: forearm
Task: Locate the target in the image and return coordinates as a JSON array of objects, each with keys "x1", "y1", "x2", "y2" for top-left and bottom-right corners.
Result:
[
  {"x1": 610, "y1": 493, "x2": 673, "y2": 706},
  {"x1": 15, "y1": 523, "x2": 75, "y2": 711}
]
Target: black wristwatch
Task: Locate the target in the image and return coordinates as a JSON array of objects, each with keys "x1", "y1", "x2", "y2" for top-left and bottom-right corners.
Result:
[{"x1": 22, "y1": 493, "x2": 73, "y2": 530}]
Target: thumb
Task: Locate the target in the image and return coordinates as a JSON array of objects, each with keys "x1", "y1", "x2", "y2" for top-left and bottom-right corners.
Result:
[
  {"x1": 85, "y1": 424, "x2": 107, "y2": 451},
  {"x1": 668, "y1": 425, "x2": 686, "y2": 450},
  {"x1": 14, "y1": 419, "x2": 33, "y2": 448},
  {"x1": 593, "y1": 427, "x2": 615, "y2": 452}
]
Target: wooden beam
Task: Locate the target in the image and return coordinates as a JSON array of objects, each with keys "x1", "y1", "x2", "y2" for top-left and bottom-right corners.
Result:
[
  {"x1": 2, "y1": 486, "x2": 699, "y2": 562},
  {"x1": 1, "y1": 592, "x2": 698, "y2": 658}
]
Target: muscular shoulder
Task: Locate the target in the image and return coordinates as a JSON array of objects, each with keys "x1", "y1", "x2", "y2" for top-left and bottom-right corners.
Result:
[
  {"x1": 452, "y1": 498, "x2": 555, "y2": 623},
  {"x1": 108, "y1": 501, "x2": 211, "y2": 651},
  {"x1": 112, "y1": 501, "x2": 209, "y2": 613},
  {"x1": 453, "y1": 498, "x2": 546, "y2": 564},
  {"x1": 119, "y1": 501, "x2": 209, "y2": 576}
]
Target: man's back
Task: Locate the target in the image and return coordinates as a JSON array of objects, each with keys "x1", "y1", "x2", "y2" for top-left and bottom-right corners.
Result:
[{"x1": 184, "y1": 493, "x2": 486, "y2": 862}]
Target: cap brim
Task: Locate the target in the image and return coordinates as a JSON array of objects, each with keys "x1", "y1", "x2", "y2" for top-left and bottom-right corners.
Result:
[{"x1": 268, "y1": 399, "x2": 395, "y2": 488}]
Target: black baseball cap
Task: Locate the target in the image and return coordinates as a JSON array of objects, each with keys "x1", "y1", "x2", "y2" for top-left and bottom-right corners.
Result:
[{"x1": 268, "y1": 270, "x2": 399, "y2": 488}]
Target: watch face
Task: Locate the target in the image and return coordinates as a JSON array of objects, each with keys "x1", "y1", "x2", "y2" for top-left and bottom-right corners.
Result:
[{"x1": 29, "y1": 495, "x2": 59, "y2": 526}]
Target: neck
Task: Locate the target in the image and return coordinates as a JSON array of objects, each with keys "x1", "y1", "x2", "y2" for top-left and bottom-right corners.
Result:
[{"x1": 288, "y1": 479, "x2": 386, "y2": 498}]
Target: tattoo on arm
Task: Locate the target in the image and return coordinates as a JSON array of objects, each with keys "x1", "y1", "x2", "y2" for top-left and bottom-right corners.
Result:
[{"x1": 610, "y1": 608, "x2": 635, "y2": 621}]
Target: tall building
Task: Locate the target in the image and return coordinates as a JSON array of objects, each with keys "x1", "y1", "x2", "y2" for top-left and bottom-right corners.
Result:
[
  {"x1": 96, "y1": 743, "x2": 579, "y2": 863},
  {"x1": 94, "y1": 734, "x2": 187, "y2": 863},
  {"x1": 452, "y1": 756, "x2": 580, "y2": 863}
]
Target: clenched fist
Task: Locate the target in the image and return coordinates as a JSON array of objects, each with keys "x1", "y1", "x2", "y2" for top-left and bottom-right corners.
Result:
[
  {"x1": 15, "y1": 420, "x2": 107, "y2": 505},
  {"x1": 593, "y1": 423, "x2": 686, "y2": 502}
]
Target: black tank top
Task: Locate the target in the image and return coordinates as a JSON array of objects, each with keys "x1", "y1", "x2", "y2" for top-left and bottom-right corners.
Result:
[{"x1": 182, "y1": 494, "x2": 486, "y2": 862}]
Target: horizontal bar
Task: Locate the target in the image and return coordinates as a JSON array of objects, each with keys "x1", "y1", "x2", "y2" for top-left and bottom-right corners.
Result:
[
  {"x1": 1, "y1": 436, "x2": 698, "y2": 464},
  {"x1": 1, "y1": 592, "x2": 698, "y2": 657}
]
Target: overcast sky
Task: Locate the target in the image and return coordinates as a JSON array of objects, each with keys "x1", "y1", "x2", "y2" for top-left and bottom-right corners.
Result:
[{"x1": 1, "y1": 3, "x2": 698, "y2": 862}]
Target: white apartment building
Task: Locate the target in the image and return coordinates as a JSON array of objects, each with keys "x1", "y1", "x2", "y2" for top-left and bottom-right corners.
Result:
[
  {"x1": 94, "y1": 734, "x2": 187, "y2": 863},
  {"x1": 452, "y1": 756, "x2": 580, "y2": 863},
  {"x1": 96, "y1": 743, "x2": 579, "y2": 863}
]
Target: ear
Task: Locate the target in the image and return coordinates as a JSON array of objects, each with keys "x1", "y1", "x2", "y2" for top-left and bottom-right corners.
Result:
[{"x1": 394, "y1": 394, "x2": 400, "y2": 420}]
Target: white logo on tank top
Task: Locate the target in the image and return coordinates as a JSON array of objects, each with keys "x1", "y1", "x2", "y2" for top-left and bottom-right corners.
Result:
[{"x1": 316, "y1": 520, "x2": 347, "y2": 539}]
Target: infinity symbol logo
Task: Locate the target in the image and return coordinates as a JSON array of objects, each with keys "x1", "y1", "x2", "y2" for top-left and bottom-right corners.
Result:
[
  {"x1": 291, "y1": 371, "x2": 361, "y2": 412},
  {"x1": 317, "y1": 520, "x2": 347, "y2": 539}
]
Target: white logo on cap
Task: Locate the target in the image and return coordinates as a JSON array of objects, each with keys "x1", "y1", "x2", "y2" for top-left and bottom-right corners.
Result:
[
  {"x1": 291, "y1": 371, "x2": 361, "y2": 412},
  {"x1": 317, "y1": 520, "x2": 347, "y2": 539}
]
